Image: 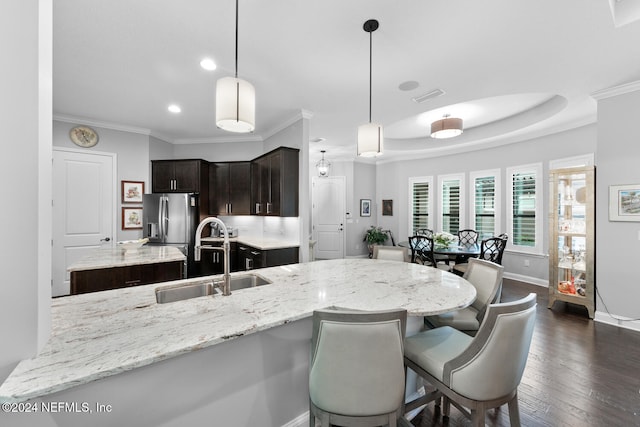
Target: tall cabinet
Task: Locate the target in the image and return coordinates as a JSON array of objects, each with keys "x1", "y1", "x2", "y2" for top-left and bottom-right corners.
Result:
[{"x1": 548, "y1": 166, "x2": 595, "y2": 318}]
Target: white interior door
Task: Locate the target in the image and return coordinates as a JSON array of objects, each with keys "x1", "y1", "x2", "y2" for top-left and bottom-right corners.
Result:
[
  {"x1": 312, "y1": 176, "x2": 345, "y2": 259},
  {"x1": 52, "y1": 148, "x2": 115, "y2": 296}
]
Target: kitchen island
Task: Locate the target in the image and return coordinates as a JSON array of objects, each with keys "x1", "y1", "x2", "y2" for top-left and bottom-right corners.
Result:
[
  {"x1": 0, "y1": 259, "x2": 475, "y2": 427},
  {"x1": 68, "y1": 245, "x2": 186, "y2": 295}
]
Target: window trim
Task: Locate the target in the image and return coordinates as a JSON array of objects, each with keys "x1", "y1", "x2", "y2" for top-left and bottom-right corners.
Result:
[
  {"x1": 437, "y1": 173, "x2": 466, "y2": 233},
  {"x1": 408, "y1": 176, "x2": 433, "y2": 234},
  {"x1": 469, "y1": 168, "x2": 501, "y2": 240},
  {"x1": 506, "y1": 163, "x2": 543, "y2": 255}
]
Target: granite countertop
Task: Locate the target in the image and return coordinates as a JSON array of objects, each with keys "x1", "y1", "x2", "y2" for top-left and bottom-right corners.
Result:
[
  {"x1": 200, "y1": 236, "x2": 299, "y2": 250},
  {"x1": 67, "y1": 246, "x2": 186, "y2": 272},
  {"x1": 0, "y1": 259, "x2": 475, "y2": 403}
]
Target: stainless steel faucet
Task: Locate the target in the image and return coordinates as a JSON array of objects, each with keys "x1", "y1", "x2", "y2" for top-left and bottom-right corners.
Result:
[{"x1": 195, "y1": 217, "x2": 231, "y2": 296}]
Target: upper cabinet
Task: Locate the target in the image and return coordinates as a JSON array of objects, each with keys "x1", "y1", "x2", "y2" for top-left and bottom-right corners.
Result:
[
  {"x1": 210, "y1": 162, "x2": 251, "y2": 215},
  {"x1": 251, "y1": 147, "x2": 299, "y2": 217},
  {"x1": 151, "y1": 160, "x2": 208, "y2": 194}
]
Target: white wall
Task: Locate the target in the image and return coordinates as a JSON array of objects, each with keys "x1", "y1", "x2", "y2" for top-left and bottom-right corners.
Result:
[
  {"x1": 595, "y1": 88, "x2": 640, "y2": 328},
  {"x1": 53, "y1": 121, "x2": 150, "y2": 242},
  {"x1": 375, "y1": 124, "x2": 597, "y2": 282},
  {"x1": 0, "y1": 0, "x2": 51, "y2": 399},
  {"x1": 172, "y1": 140, "x2": 264, "y2": 162}
]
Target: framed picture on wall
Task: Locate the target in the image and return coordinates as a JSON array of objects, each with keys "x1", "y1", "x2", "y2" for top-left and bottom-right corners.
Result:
[
  {"x1": 609, "y1": 184, "x2": 640, "y2": 221},
  {"x1": 382, "y1": 199, "x2": 393, "y2": 216},
  {"x1": 360, "y1": 199, "x2": 371, "y2": 217},
  {"x1": 122, "y1": 207, "x2": 143, "y2": 230},
  {"x1": 121, "y1": 180, "x2": 144, "y2": 203}
]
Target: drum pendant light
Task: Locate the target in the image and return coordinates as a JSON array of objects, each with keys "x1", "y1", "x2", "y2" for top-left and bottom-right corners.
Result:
[
  {"x1": 357, "y1": 19, "x2": 383, "y2": 157},
  {"x1": 430, "y1": 114, "x2": 463, "y2": 139},
  {"x1": 216, "y1": 0, "x2": 255, "y2": 133}
]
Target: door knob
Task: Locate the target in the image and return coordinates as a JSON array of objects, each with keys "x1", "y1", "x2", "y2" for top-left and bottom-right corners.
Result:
[{"x1": 100, "y1": 237, "x2": 111, "y2": 242}]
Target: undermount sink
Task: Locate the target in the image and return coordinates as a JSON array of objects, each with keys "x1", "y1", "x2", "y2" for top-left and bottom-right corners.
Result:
[{"x1": 155, "y1": 274, "x2": 272, "y2": 304}]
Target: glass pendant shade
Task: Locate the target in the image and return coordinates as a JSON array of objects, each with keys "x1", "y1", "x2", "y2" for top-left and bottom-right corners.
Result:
[
  {"x1": 216, "y1": 77, "x2": 255, "y2": 133},
  {"x1": 357, "y1": 122, "x2": 384, "y2": 157},
  {"x1": 316, "y1": 152, "x2": 331, "y2": 177},
  {"x1": 430, "y1": 117, "x2": 463, "y2": 139}
]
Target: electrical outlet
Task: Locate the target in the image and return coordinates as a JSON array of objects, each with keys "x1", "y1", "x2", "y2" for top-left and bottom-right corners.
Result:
[{"x1": 524, "y1": 259, "x2": 530, "y2": 267}]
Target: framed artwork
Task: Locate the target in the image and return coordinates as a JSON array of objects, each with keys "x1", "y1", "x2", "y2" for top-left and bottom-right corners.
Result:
[
  {"x1": 609, "y1": 184, "x2": 640, "y2": 221},
  {"x1": 360, "y1": 199, "x2": 371, "y2": 217},
  {"x1": 382, "y1": 199, "x2": 393, "y2": 216},
  {"x1": 122, "y1": 207, "x2": 143, "y2": 230},
  {"x1": 122, "y1": 180, "x2": 144, "y2": 203}
]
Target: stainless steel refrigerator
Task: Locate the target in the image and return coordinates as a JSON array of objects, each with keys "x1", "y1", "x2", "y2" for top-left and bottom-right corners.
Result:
[{"x1": 143, "y1": 193, "x2": 200, "y2": 278}]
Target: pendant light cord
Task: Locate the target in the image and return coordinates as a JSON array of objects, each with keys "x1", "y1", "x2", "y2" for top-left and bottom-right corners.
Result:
[
  {"x1": 234, "y1": 0, "x2": 239, "y2": 79},
  {"x1": 368, "y1": 29, "x2": 372, "y2": 124}
]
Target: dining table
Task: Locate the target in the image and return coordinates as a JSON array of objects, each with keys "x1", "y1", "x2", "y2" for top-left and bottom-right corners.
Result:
[{"x1": 398, "y1": 240, "x2": 481, "y2": 257}]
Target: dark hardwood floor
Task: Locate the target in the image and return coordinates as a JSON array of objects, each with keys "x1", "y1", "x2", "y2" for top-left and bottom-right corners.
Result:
[{"x1": 410, "y1": 279, "x2": 640, "y2": 427}]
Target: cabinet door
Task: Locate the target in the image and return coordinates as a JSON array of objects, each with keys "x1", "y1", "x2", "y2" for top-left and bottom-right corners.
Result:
[
  {"x1": 251, "y1": 158, "x2": 267, "y2": 214},
  {"x1": 173, "y1": 160, "x2": 201, "y2": 192},
  {"x1": 214, "y1": 163, "x2": 230, "y2": 215},
  {"x1": 152, "y1": 161, "x2": 174, "y2": 193},
  {"x1": 267, "y1": 151, "x2": 281, "y2": 215},
  {"x1": 228, "y1": 162, "x2": 251, "y2": 215}
]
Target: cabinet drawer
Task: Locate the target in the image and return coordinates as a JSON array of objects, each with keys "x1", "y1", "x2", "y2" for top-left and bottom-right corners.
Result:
[{"x1": 70, "y1": 261, "x2": 184, "y2": 295}]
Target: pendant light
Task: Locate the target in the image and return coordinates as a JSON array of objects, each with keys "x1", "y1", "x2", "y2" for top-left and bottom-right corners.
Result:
[
  {"x1": 430, "y1": 114, "x2": 463, "y2": 139},
  {"x1": 357, "y1": 19, "x2": 383, "y2": 157},
  {"x1": 316, "y1": 150, "x2": 331, "y2": 177},
  {"x1": 216, "y1": 0, "x2": 255, "y2": 133}
]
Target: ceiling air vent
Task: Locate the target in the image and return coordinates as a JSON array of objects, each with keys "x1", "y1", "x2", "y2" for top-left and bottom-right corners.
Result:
[{"x1": 412, "y1": 89, "x2": 445, "y2": 104}]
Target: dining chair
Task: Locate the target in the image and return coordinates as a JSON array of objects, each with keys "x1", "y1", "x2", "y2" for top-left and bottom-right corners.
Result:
[
  {"x1": 453, "y1": 235, "x2": 508, "y2": 276},
  {"x1": 455, "y1": 229, "x2": 479, "y2": 265},
  {"x1": 404, "y1": 293, "x2": 537, "y2": 427},
  {"x1": 408, "y1": 235, "x2": 437, "y2": 266},
  {"x1": 414, "y1": 228, "x2": 434, "y2": 238},
  {"x1": 373, "y1": 245, "x2": 409, "y2": 262},
  {"x1": 425, "y1": 258, "x2": 504, "y2": 335},
  {"x1": 309, "y1": 307, "x2": 407, "y2": 427},
  {"x1": 457, "y1": 229, "x2": 479, "y2": 245}
]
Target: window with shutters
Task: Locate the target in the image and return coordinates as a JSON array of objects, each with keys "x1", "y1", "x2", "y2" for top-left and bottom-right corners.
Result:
[
  {"x1": 506, "y1": 163, "x2": 542, "y2": 254},
  {"x1": 470, "y1": 169, "x2": 501, "y2": 239},
  {"x1": 408, "y1": 176, "x2": 433, "y2": 234},
  {"x1": 438, "y1": 174, "x2": 465, "y2": 234}
]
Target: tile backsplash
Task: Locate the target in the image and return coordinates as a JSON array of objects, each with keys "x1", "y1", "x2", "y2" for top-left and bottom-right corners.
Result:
[{"x1": 218, "y1": 215, "x2": 300, "y2": 242}]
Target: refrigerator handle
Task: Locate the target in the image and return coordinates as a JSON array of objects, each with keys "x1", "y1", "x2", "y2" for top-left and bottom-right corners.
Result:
[
  {"x1": 158, "y1": 196, "x2": 165, "y2": 238},
  {"x1": 162, "y1": 196, "x2": 169, "y2": 238}
]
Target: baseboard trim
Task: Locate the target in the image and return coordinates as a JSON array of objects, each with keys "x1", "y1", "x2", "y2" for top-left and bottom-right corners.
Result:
[
  {"x1": 282, "y1": 411, "x2": 308, "y2": 427},
  {"x1": 594, "y1": 311, "x2": 640, "y2": 332},
  {"x1": 503, "y1": 272, "x2": 548, "y2": 287}
]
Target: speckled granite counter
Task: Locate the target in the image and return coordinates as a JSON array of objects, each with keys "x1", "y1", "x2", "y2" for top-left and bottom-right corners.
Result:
[
  {"x1": 200, "y1": 236, "x2": 299, "y2": 250},
  {"x1": 0, "y1": 259, "x2": 475, "y2": 403},
  {"x1": 67, "y1": 246, "x2": 186, "y2": 272}
]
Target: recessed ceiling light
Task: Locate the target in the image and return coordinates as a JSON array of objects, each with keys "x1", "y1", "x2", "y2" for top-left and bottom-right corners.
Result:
[
  {"x1": 168, "y1": 104, "x2": 182, "y2": 113},
  {"x1": 200, "y1": 58, "x2": 217, "y2": 71},
  {"x1": 398, "y1": 81, "x2": 419, "y2": 91},
  {"x1": 310, "y1": 137, "x2": 326, "y2": 143}
]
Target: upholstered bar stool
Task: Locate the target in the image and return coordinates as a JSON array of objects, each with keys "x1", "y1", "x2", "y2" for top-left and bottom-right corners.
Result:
[
  {"x1": 425, "y1": 258, "x2": 503, "y2": 336},
  {"x1": 309, "y1": 308, "x2": 408, "y2": 427},
  {"x1": 404, "y1": 293, "x2": 537, "y2": 426}
]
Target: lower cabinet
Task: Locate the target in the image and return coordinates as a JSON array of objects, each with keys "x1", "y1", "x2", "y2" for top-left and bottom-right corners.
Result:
[
  {"x1": 197, "y1": 242, "x2": 238, "y2": 275},
  {"x1": 70, "y1": 261, "x2": 184, "y2": 295},
  {"x1": 238, "y1": 245, "x2": 299, "y2": 271}
]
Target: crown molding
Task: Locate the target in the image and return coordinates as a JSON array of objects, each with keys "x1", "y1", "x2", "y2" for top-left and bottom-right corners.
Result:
[{"x1": 591, "y1": 80, "x2": 640, "y2": 100}]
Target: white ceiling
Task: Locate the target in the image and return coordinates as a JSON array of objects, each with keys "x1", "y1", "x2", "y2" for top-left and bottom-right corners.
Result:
[{"x1": 53, "y1": 1, "x2": 640, "y2": 163}]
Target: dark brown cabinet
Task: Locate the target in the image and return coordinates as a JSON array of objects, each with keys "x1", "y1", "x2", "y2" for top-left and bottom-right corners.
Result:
[
  {"x1": 196, "y1": 241, "x2": 238, "y2": 275},
  {"x1": 151, "y1": 160, "x2": 209, "y2": 194},
  {"x1": 210, "y1": 162, "x2": 251, "y2": 215},
  {"x1": 251, "y1": 147, "x2": 299, "y2": 216},
  {"x1": 70, "y1": 261, "x2": 184, "y2": 295},
  {"x1": 238, "y1": 244, "x2": 299, "y2": 271}
]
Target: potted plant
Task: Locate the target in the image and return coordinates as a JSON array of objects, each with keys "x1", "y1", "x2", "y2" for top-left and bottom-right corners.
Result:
[{"x1": 364, "y1": 226, "x2": 389, "y2": 257}]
